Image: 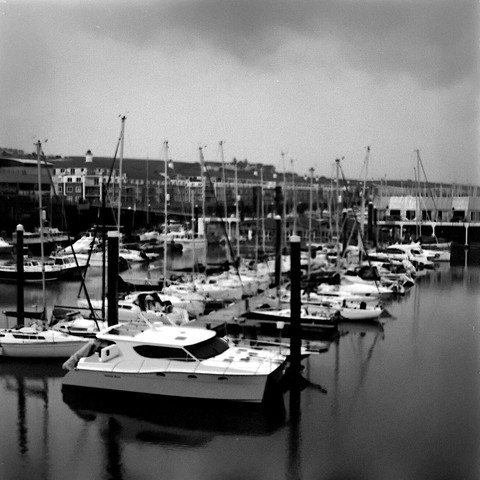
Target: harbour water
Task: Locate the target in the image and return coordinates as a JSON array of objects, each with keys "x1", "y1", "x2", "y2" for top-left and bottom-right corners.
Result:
[{"x1": 0, "y1": 260, "x2": 479, "y2": 479}]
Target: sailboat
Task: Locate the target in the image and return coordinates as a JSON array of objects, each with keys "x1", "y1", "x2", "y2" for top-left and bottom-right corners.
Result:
[
  {"x1": 169, "y1": 145, "x2": 208, "y2": 262},
  {"x1": 0, "y1": 140, "x2": 89, "y2": 358}
]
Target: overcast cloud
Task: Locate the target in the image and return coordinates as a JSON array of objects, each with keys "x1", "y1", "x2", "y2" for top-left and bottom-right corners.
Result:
[{"x1": 1, "y1": 0, "x2": 478, "y2": 182}]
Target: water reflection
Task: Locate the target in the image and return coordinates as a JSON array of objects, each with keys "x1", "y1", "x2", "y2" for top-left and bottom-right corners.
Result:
[
  {"x1": 62, "y1": 388, "x2": 287, "y2": 479},
  {"x1": 325, "y1": 318, "x2": 387, "y2": 426},
  {"x1": 67, "y1": 394, "x2": 284, "y2": 477},
  {"x1": 287, "y1": 391, "x2": 302, "y2": 480},
  {"x1": 0, "y1": 360, "x2": 63, "y2": 478},
  {"x1": 64, "y1": 389, "x2": 285, "y2": 437},
  {"x1": 0, "y1": 260, "x2": 479, "y2": 479}
]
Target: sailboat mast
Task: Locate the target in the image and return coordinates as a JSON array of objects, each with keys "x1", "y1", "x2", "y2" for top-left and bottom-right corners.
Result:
[
  {"x1": 219, "y1": 141, "x2": 228, "y2": 229},
  {"x1": 199, "y1": 146, "x2": 207, "y2": 270},
  {"x1": 35, "y1": 140, "x2": 47, "y2": 318},
  {"x1": 335, "y1": 158, "x2": 341, "y2": 243},
  {"x1": 291, "y1": 158, "x2": 297, "y2": 235},
  {"x1": 281, "y1": 152, "x2": 287, "y2": 247},
  {"x1": 307, "y1": 167, "x2": 314, "y2": 280},
  {"x1": 254, "y1": 169, "x2": 259, "y2": 266},
  {"x1": 191, "y1": 192, "x2": 197, "y2": 275},
  {"x1": 163, "y1": 140, "x2": 169, "y2": 286},
  {"x1": 414, "y1": 166, "x2": 420, "y2": 239},
  {"x1": 416, "y1": 149, "x2": 438, "y2": 221},
  {"x1": 117, "y1": 116, "x2": 126, "y2": 237},
  {"x1": 234, "y1": 158, "x2": 240, "y2": 259},
  {"x1": 360, "y1": 147, "x2": 370, "y2": 238},
  {"x1": 146, "y1": 155, "x2": 150, "y2": 225},
  {"x1": 260, "y1": 166, "x2": 266, "y2": 253}
]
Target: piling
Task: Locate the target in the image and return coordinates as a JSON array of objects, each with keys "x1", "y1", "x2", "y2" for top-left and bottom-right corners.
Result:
[
  {"x1": 368, "y1": 202, "x2": 374, "y2": 244},
  {"x1": 289, "y1": 234, "x2": 302, "y2": 417},
  {"x1": 16, "y1": 224, "x2": 24, "y2": 326},
  {"x1": 107, "y1": 231, "x2": 119, "y2": 326},
  {"x1": 289, "y1": 235, "x2": 302, "y2": 377},
  {"x1": 274, "y1": 215, "x2": 282, "y2": 288}
]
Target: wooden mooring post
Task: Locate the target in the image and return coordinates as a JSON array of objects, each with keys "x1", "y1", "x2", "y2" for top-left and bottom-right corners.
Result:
[
  {"x1": 107, "y1": 231, "x2": 119, "y2": 327},
  {"x1": 16, "y1": 224, "x2": 24, "y2": 326}
]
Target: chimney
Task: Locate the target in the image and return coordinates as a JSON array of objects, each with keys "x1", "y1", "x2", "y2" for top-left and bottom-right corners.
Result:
[{"x1": 85, "y1": 149, "x2": 93, "y2": 163}]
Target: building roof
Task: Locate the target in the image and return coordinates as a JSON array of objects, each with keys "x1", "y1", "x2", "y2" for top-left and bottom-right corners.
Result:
[{"x1": 0, "y1": 156, "x2": 53, "y2": 168}]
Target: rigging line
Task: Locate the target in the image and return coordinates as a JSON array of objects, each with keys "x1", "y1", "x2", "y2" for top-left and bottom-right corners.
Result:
[
  {"x1": 39, "y1": 153, "x2": 98, "y2": 322},
  {"x1": 416, "y1": 149, "x2": 438, "y2": 220},
  {"x1": 76, "y1": 123, "x2": 122, "y2": 302},
  {"x1": 336, "y1": 158, "x2": 383, "y2": 293},
  {"x1": 202, "y1": 160, "x2": 236, "y2": 257},
  {"x1": 201, "y1": 162, "x2": 244, "y2": 283}
]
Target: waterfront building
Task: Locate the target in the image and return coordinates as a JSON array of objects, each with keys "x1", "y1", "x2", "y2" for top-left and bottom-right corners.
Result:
[
  {"x1": 2, "y1": 147, "x2": 480, "y2": 245},
  {"x1": 0, "y1": 156, "x2": 51, "y2": 196},
  {"x1": 376, "y1": 195, "x2": 480, "y2": 245}
]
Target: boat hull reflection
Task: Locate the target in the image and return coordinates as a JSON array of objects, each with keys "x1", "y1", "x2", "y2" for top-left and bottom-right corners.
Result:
[{"x1": 62, "y1": 387, "x2": 286, "y2": 440}]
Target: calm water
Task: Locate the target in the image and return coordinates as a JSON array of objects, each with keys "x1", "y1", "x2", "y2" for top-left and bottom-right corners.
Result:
[{"x1": 0, "y1": 261, "x2": 479, "y2": 480}]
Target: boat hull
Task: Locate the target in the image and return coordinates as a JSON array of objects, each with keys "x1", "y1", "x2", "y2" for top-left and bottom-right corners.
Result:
[
  {"x1": 0, "y1": 340, "x2": 88, "y2": 358},
  {"x1": 0, "y1": 263, "x2": 86, "y2": 283},
  {"x1": 0, "y1": 268, "x2": 61, "y2": 282},
  {"x1": 339, "y1": 307, "x2": 383, "y2": 321},
  {"x1": 62, "y1": 364, "x2": 284, "y2": 403},
  {"x1": 243, "y1": 310, "x2": 337, "y2": 330}
]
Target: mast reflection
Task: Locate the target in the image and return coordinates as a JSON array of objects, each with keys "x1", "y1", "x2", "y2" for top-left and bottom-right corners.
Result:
[{"x1": 0, "y1": 359, "x2": 62, "y2": 460}]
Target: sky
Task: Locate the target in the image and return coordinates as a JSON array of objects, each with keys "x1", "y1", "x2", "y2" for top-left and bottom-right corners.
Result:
[{"x1": 1, "y1": 0, "x2": 478, "y2": 183}]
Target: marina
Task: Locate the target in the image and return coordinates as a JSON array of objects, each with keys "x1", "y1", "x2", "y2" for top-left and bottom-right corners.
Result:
[
  {"x1": 2, "y1": 2, "x2": 479, "y2": 477},
  {"x1": 0, "y1": 254, "x2": 479, "y2": 479}
]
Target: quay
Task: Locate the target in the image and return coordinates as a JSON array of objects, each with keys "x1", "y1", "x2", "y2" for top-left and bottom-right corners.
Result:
[{"x1": 377, "y1": 219, "x2": 480, "y2": 247}]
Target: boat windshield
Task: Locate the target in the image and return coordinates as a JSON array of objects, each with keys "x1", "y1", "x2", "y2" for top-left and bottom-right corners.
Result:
[{"x1": 184, "y1": 336, "x2": 229, "y2": 360}]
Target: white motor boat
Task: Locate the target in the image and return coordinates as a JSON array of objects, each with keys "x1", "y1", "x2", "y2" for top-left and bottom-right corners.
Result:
[
  {"x1": 58, "y1": 231, "x2": 98, "y2": 255},
  {"x1": 50, "y1": 310, "x2": 107, "y2": 338},
  {"x1": 317, "y1": 282, "x2": 394, "y2": 299},
  {"x1": 386, "y1": 243, "x2": 435, "y2": 270},
  {"x1": 421, "y1": 245, "x2": 451, "y2": 262},
  {"x1": 0, "y1": 324, "x2": 88, "y2": 358},
  {"x1": 62, "y1": 321, "x2": 286, "y2": 403},
  {"x1": 78, "y1": 291, "x2": 191, "y2": 326},
  {"x1": 118, "y1": 247, "x2": 149, "y2": 263},
  {"x1": 119, "y1": 291, "x2": 192, "y2": 325}
]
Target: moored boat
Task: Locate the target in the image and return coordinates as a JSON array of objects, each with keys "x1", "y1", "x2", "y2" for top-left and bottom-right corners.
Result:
[
  {"x1": 0, "y1": 324, "x2": 88, "y2": 358},
  {"x1": 243, "y1": 306, "x2": 338, "y2": 330},
  {"x1": 0, "y1": 255, "x2": 87, "y2": 282},
  {"x1": 62, "y1": 320, "x2": 286, "y2": 403}
]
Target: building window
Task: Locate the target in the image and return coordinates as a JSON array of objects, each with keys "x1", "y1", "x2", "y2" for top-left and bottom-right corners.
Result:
[
  {"x1": 58, "y1": 186, "x2": 63, "y2": 193},
  {"x1": 76, "y1": 177, "x2": 81, "y2": 182},
  {"x1": 70, "y1": 168, "x2": 75, "y2": 175},
  {"x1": 94, "y1": 178, "x2": 99, "y2": 185},
  {"x1": 75, "y1": 186, "x2": 82, "y2": 193},
  {"x1": 66, "y1": 186, "x2": 73, "y2": 193},
  {"x1": 67, "y1": 178, "x2": 72, "y2": 183}
]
